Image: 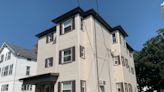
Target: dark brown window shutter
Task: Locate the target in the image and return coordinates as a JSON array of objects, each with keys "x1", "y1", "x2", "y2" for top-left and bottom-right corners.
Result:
[
  {"x1": 59, "y1": 51, "x2": 62, "y2": 64},
  {"x1": 72, "y1": 17, "x2": 75, "y2": 30},
  {"x1": 58, "y1": 82, "x2": 61, "y2": 92},
  {"x1": 46, "y1": 35, "x2": 48, "y2": 43},
  {"x1": 80, "y1": 46, "x2": 82, "y2": 57},
  {"x1": 72, "y1": 80, "x2": 76, "y2": 92},
  {"x1": 45, "y1": 59, "x2": 47, "y2": 68},
  {"x1": 118, "y1": 56, "x2": 120, "y2": 65},
  {"x1": 80, "y1": 80, "x2": 83, "y2": 92},
  {"x1": 72, "y1": 47, "x2": 75, "y2": 61},
  {"x1": 60, "y1": 23, "x2": 63, "y2": 35},
  {"x1": 51, "y1": 33, "x2": 54, "y2": 41}
]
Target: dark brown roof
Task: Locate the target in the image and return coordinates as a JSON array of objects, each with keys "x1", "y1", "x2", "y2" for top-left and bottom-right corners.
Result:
[
  {"x1": 36, "y1": 7, "x2": 130, "y2": 46},
  {"x1": 112, "y1": 25, "x2": 128, "y2": 37},
  {"x1": 19, "y1": 73, "x2": 59, "y2": 85},
  {"x1": 36, "y1": 26, "x2": 56, "y2": 38},
  {"x1": 52, "y1": 7, "x2": 84, "y2": 23},
  {"x1": 126, "y1": 43, "x2": 134, "y2": 51}
]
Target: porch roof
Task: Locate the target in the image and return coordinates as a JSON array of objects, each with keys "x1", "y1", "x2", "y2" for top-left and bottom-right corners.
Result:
[{"x1": 19, "y1": 73, "x2": 59, "y2": 85}]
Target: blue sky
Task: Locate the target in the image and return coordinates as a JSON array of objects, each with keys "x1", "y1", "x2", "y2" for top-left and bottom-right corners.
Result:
[{"x1": 0, "y1": 0, "x2": 163, "y2": 50}]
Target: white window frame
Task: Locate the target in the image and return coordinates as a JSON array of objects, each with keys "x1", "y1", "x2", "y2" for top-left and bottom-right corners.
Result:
[
  {"x1": 80, "y1": 46, "x2": 85, "y2": 59},
  {"x1": 63, "y1": 18, "x2": 73, "y2": 34},
  {"x1": 46, "y1": 33, "x2": 54, "y2": 43},
  {"x1": 62, "y1": 48, "x2": 73, "y2": 63},
  {"x1": 112, "y1": 33, "x2": 117, "y2": 43},
  {"x1": 26, "y1": 66, "x2": 30, "y2": 76},
  {"x1": 114, "y1": 56, "x2": 120, "y2": 65},
  {"x1": 61, "y1": 81, "x2": 72, "y2": 92},
  {"x1": 116, "y1": 83, "x2": 123, "y2": 92},
  {"x1": 45, "y1": 57, "x2": 53, "y2": 68}
]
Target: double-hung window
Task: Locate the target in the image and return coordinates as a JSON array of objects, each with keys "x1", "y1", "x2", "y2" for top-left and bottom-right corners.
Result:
[
  {"x1": 26, "y1": 66, "x2": 30, "y2": 76},
  {"x1": 46, "y1": 33, "x2": 54, "y2": 43},
  {"x1": 9, "y1": 64, "x2": 13, "y2": 75},
  {"x1": 7, "y1": 51, "x2": 11, "y2": 60},
  {"x1": 62, "y1": 81, "x2": 72, "y2": 92},
  {"x1": 63, "y1": 19, "x2": 73, "y2": 33},
  {"x1": 63, "y1": 48, "x2": 72, "y2": 62},
  {"x1": 80, "y1": 46, "x2": 85, "y2": 59},
  {"x1": 45, "y1": 57, "x2": 53, "y2": 68},
  {"x1": 121, "y1": 56, "x2": 125, "y2": 66},
  {"x1": 116, "y1": 83, "x2": 124, "y2": 92},
  {"x1": 0, "y1": 55, "x2": 4, "y2": 63},
  {"x1": 112, "y1": 33, "x2": 117, "y2": 43},
  {"x1": 59, "y1": 47, "x2": 75, "y2": 64},
  {"x1": 59, "y1": 81, "x2": 75, "y2": 92},
  {"x1": 114, "y1": 56, "x2": 120, "y2": 65},
  {"x1": 81, "y1": 80, "x2": 86, "y2": 92}
]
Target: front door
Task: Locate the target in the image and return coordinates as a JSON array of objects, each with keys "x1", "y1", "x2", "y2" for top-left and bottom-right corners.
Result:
[
  {"x1": 45, "y1": 84, "x2": 54, "y2": 92},
  {"x1": 36, "y1": 84, "x2": 54, "y2": 92}
]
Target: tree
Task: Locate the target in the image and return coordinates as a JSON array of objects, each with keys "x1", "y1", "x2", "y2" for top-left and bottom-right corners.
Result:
[{"x1": 134, "y1": 29, "x2": 164, "y2": 92}]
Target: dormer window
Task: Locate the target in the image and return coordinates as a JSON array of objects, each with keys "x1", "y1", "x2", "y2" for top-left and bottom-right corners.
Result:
[
  {"x1": 63, "y1": 19, "x2": 73, "y2": 33},
  {"x1": 46, "y1": 33, "x2": 54, "y2": 43},
  {"x1": 112, "y1": 33, "x2": 117, "y2": 43},
  {"x1": 60, "y1": 17, "x2": 75, "y2": 35}
]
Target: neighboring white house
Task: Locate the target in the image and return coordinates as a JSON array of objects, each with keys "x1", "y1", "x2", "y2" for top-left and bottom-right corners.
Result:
[
  {"x1": 20, "y1": 7, "x2": 138, "y2": 92},
  {"x1": 0, "y1": 42, "x2": 37, "y2": 92}
]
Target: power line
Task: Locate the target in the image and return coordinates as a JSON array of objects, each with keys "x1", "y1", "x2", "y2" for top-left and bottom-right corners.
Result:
[
  {"x1": 76, "y1": 0, "x2": 80, "y2": 7},
  {"x1": 95, "y1": 0, "x2": 113, "y2": 92}
]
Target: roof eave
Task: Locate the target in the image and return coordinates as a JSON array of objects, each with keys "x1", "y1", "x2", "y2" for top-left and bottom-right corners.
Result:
[
  {"x1": 112, "y1": 25, "x2": 128, "y2": 37},
  {"x1": 52, "y1": 7, "x2": 84, "y2": 23}
]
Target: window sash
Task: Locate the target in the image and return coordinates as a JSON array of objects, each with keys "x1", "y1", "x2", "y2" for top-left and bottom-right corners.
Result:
[
  {"x1": 63, "y1": 48, "x2": 72, "y2": 63},
  {"x1": 62, "y1": 82, "x2": 72, "y2": 92}
]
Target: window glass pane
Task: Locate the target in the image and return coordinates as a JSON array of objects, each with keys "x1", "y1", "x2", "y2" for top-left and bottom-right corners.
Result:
[
  {"x1": 63, "y1": 82, "x2": 72, "y2": 90},
  {"x1": 64, "y1": 19, "x2": 72, "y2": 28}
]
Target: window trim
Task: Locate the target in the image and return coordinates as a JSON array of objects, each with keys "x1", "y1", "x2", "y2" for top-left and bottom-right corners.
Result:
[
  {"x1": 45, "y1": 57, "x2": 53, "y2": 68},
  {"x1": 80, "y1": 46, "x2": 85, "y2": 59},
  {"x1": 46, "y1": 32, "x2": 54, "y2": 43},
  {"x1": 59, "y1": 46, "x2": 75, "y2": 64},
  {"x1": 114, "y1": 56, "x2": 120, "y2": 65}
]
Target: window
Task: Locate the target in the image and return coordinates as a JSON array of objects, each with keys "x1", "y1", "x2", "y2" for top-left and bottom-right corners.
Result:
[
  {"x1": 9, "y1": 64, "x2": 13, "y2": 75},
  {"x1": 100, "y1": 86, "x2": 105, "y2": 92},
  {"x1": 81, "y1": 80, "x2": 86, "y2": 92},
  {"x1": 131, "y1": 67, "x2": 134, "y2": 74},
  {"x1": 80, "y1": 46, "x2": 85, "y2": 59},
  {"x1": 4, "y1": 66, "x2": 9, "y2": 76},
  {"x1": 26, "y1": 66, "x2": 30, "y2": 75},
  {"x1": 121, "y1": 56, "x2": 125, "y2": 66},
  {"x1": 1, "y1": 84, "x2": 9, "y2": 92},
  {"x1": 119, "y1": 34, "x2": 122, "y2": 44},
  {"x1": 46, "y1": 33, "x2": 54, "y2": 43},
  {"x1": 125, "y1": 59, "x2": 129, "y2": 68},
  {"x1": 0, "y1": 55, "x2": 4, "y2": 63},
  {"x1": 114, "y1": 56, "x2": 120, "y2": 65},
  {"x1": 81, "y1": 18, "x2": 83, "y2": 30},
  {"x1": 128, "y1": 84, "x2": 133, "y2": 92},
  {"x1": 59, "y1": 81, "x2": 75, "y2": 92},
  {"x1": 45, "y1": 57, "x2": 53, "y2": 68},
  {"x1": 63, "y1": 19, "x2": 73, "y2": 33},
  {"x1": 7, "y1": 51, "x2": 11, "y2": 60},
  {"x1": 59, "y1": 47, "x2": 75, "y2": 64},
  {"x1": 22, "y1": 85, "x2": 32, "y2": 91},
  {"x1": 112, "y1": 33, "x2": 117, "y2": 43},
  {"x1": 116, "y1": 83, "x2": 123, "y2": 92},
  {"x1": 125, "y1": 83, "x2": 128, "y2": 92}
]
